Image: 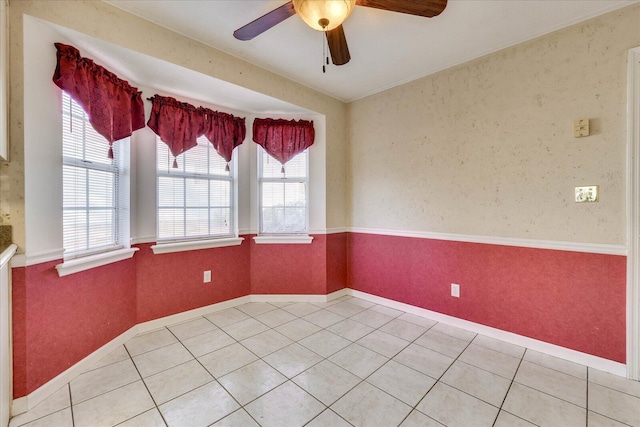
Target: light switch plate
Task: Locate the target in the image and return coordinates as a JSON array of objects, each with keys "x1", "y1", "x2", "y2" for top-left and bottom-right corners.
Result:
[
  {"x1": 575, "y1": 186, "x2": 598, "y2": 203},
  {"x1": 573, "y1": 119, "x2": 590, "y2": 137}
]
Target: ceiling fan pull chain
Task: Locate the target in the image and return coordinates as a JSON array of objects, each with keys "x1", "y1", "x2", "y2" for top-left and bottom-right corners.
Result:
[{"x1": 322, "y1": 30, "x2": 326, "y2": 73}]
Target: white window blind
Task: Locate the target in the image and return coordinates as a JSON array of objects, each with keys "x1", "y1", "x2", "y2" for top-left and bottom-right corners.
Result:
[
  {"x1": 259, "y1": 148, "x2": 308, "y2": 234},
  {"x1": 62, "y1": 92, "x2": 122, "y2": 257},
  {"x1": 157, "y1": 136, "x2": 234, "y2": 241}
]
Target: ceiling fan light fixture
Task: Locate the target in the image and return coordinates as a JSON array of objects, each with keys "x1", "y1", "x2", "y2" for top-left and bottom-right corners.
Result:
[{"x1": 292, "y1": 0, "x2": 356, "y2": 31}]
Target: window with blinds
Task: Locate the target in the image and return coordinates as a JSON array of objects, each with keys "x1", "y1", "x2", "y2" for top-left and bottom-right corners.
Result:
[
  {"x1": 62, "y1": 92, "x2": 123, "y2": 257},
  {"x1": 156, "y1": 136, "x2": 234, "y2": 241},
  {"x1": 259, "y1": 148, "x2": 308, "y2": 234}
]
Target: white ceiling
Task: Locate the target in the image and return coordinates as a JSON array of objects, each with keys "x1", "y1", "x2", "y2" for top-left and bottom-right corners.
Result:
[{"x1": 105, "y1": 0, "x2": 635, "y2": 103}]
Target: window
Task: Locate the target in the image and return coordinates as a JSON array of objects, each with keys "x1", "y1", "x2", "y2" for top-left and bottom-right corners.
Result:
[
  {"x1": 156, "y1": 136, "x2": 234, "y2": 241},
  {"x1": 258, "y1": 148, "x2": 308, "y2": 234},
  {"x1": 62, "y1": 92, "x2": 127, "y2": 258}
]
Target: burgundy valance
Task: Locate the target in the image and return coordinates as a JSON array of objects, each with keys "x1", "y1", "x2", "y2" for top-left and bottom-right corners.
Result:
[
  {"x1": 252, "y1": 118, "x2": 315, "y2": 172},
  {"x1": 200, "y1": 107, "x2": 246, "y2": 170},
  {"x1": 147, "y1": 95, "x2": 204, "y2": 168},
  {"x1": 52, "y1": 43, "x2": 145, "y2": 158},
  {"x1": 147, "y1": 95, "x2": 246, "y2": 169}
]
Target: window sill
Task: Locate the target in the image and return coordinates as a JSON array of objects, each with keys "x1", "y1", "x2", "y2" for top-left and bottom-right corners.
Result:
[
  {"x1": 151, "y1": 237, "x2": 244, "y2": 254},
  {"x1": 56, "y1": 247, "x2": 139, "y2": 277},
  {"x1": 253, "y1": 235, "x2": 314, "y2": 244}
]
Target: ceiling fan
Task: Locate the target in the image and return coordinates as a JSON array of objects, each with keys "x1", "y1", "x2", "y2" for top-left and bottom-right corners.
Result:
[{"x1": 233, "y1": 0, "x2": 448, "y2": 66}]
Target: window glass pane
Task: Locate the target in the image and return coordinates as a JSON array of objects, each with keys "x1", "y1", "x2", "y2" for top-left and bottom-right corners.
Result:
[
  {"x1": 259, "y1": 146, "x2": 308, "y2": 234},
  {"x1": 185, "y1": 178, "x2": 209, "y2": 207},
  {"x1": 262, "y1": 182, "x2": 306, "y2": 208},
  {"x1": 87, "y1": 170, "x2": 114, "y2": 208},
  {"x1": 185, "y1": 209, "x2": 209, "y2": 237},
  {"x1": 158, "y1": 209, "x2": 184, "y2": 239},
  {"x1": 210, "y1": 181, "x2": 230, "y2": 207},
  {"x1": 284, "y1": 207, "x2": 306, "y2": 232},
  {"x1": 261, "y1": 207, "x2": 285, "y2": 234},
  {"x1": 156, "y1": 135, "x2": 234, "y2": 241},
  {"x1": 158, "y1": 176, "x2": 184, "y2": 207},
  {"x1": 63, "y1": 210, "x2": 87, "y2": 252},
  {"x1": 210, "y1": 208, "x2": 231, "y2": 235},
  {"x1": 157, "y1": 142, "x2": 172, "y2": 173},
  {"x1": 262, "y1": 150, "x2": 307, "y2": 178},
  {"x1": 62, "y1": 92, "x2": 119, "y2": 256},
  {"x1": 183, "y1": 142, "x2": 209, "y2": 175},
  {"x1": 261, "y1": 182, "x2": 284, "y2": 208},
  {"x1": 209, "y1": 153, "x2": 229, "y2": 176},
  {"x1": 63, "y1": 165, "x2": 86, "y2": 208},
  {"x1": 83, "y1": 124, "x2": 112, "y2": 165},
  {"x1": 88, "y1": 210, "x2": 114, "y2": 248}
]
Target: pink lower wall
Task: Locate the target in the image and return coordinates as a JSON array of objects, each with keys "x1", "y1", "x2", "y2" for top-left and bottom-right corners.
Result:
[
  {"x1": 11, "y1": 258, "x2": 137, "y2": 398},
  {"x1": 12, "y1": 231, "x2": 627, "y2": 398},
  {"x1": 250, "y1": 234, "x2": 327, "y2": 295},
  {"x1": 12, "y1": 234, "x2": 343, "y2": 398},
  {"x1": 348, "y1": 232, "x2": 627, "y2": 363},
  {"x1": 326, "y1": 233, "x2": 348, "y2": 294},
  {"x1": 135, "y1": 242, "x2": 251, "y2": 323}
]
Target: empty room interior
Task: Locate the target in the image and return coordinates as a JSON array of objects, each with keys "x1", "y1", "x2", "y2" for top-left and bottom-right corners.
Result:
[{"x1": 1, "y1": 0, "x2": 640, "y2": 426}]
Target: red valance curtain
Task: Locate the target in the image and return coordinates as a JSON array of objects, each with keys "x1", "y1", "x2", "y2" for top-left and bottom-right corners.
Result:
[
  {"x1": 147, "y1": 95, "x2": 204, "y2": 168},
  {"x1": 200, "y1": 108, "x2": 246, "y2": 171},
  {"x1": 147, "y1": 95, "x2": 246, "y2": 169},
  {"x1": 252, "y1": 118, "x2": 315, "y2": 173},
  {"x1": 52, "y1": 43, "x2": 145, "y2": 158}
]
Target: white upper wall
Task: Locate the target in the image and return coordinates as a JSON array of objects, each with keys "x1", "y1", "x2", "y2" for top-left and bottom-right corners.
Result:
[{"x1": 348, "y1": 3, "x2": 640, "y2": 245}]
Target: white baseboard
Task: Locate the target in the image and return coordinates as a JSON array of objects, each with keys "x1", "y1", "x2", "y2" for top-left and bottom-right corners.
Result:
[
  {"x1": 251, "y1": 294, "x2": 327, "y2": 303},
  {"x1": 327, "y1": 288, "x2": 349, "y2": 301},
  {"x1": 348, "y1": 289, "x2": 627, "y2": 377},
  {"x1": 250, "y1": 288, "x2": 349, "y2": 303}
]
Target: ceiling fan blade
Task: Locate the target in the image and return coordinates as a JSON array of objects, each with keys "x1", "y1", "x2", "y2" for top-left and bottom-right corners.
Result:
[
  {"x1": 356, "y1": 0, "x2": 447, "y2": 18},
  {"x1": 326, "y1": 25, "x2": 351, "y2": 66},
  {"x1": 233, "y1": 1, "x2": 296, "y2": 41}
]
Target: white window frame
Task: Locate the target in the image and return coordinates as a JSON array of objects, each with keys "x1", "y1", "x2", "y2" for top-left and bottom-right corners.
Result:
[
  {"x1": 254, "y1": 147, "x2": 312, "y2": 244},
  {"x1": 152, "y1": 136, "x2": 242, "y2": 254},
  {"x1": 56, "y1": 92, "x2": 136, "y2": 277}
]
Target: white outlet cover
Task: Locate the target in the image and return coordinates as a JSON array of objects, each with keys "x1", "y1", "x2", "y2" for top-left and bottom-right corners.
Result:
[
  {"x1": 204, "y1": 270, "x2": 212, "y2": 283},
  {"x1": 451, "y1": 283, "x2": 460, "y2": 298}
]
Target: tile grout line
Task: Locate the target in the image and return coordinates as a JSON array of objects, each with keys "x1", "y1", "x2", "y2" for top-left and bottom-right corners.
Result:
[
  {"x1": 236, "y1": 301, "x2": 363, "y2": 425},
  {"x1": 233, "y1": 301, "x2": 401, "y2": 425},
  {"x1": 163, "y1": 326, "x2": 265, "y2": 427},
  {"x1": 296, "y1": 301, "x2": 404, "y2": 426},
  {"x1": 121, "y1": 335, "x2": 171, "y2": 427},
  {"x1": 227, "y1": 302, "x2": 356, "y2": 426},
  {"x1": 491, "y1": 347, "x2": 528, "y2": 427},
  {"x1": 399, "y1": 331, "x2": 478, "y2": 426},
  {"x1": 68, "y1": 384, "x2": 75, "y2": 427},
  {"x1": 586, "y1": 367, "x2": 588, "y2": 427},
  {"x1": 356, "y1": 318, "x2": 442, "y2": 426}
]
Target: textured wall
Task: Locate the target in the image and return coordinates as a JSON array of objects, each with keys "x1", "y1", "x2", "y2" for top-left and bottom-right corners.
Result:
[
  {"x1": 250, "y1": 235, "x2": 328, "y2": 295},
  {"x1": 349, "y1": 233, "x2": 627, "y2": 362},
  {"x1": 135, "y1": 242, "x2": 252, "y2": 324},
  {"x1": 11, "y1": 258, "x2": 137, "y2": 397},
  {"x1": 348, "y1": 4, "x2": 640, "y2": 245}
]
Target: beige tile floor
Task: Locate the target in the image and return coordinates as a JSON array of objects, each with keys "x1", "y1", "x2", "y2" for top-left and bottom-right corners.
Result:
[{"x1": 9, "y1": 296, "x2": 640, "y2": 427}]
